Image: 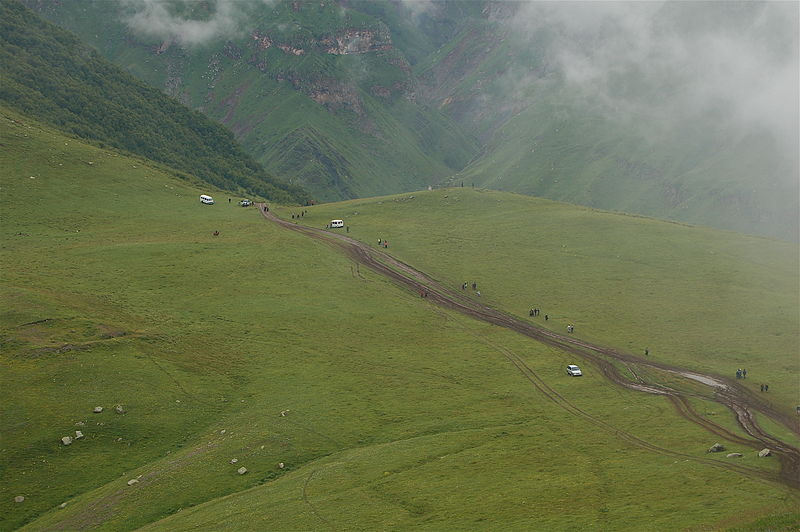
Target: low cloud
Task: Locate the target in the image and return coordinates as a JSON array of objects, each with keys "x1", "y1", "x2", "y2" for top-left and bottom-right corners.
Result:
[
  {"x1": 507, "y1": 1, "x2": 799, "y2": 152},
  {"x1": 121, "y1": 0, "x2": 275, "y2": 46}
]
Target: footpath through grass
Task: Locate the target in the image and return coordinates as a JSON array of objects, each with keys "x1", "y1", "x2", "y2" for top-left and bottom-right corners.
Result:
[
  {"x1": 2, "y1": 109, "x2": 798, "y2": 531},
  {"x1": 285, "y1": 189, "x2": 799, "y2": 415}
]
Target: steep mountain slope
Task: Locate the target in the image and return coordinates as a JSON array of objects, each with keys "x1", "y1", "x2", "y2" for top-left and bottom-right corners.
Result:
[
  {"x1": 24, "y1": 0, "x2": 478, "y2": 202},
  {"x1": 0, "y1": 0, "x2": 308, "y2": 204}
]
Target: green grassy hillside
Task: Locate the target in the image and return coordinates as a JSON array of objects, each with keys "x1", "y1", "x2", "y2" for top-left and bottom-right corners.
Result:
[
  {"x1": 0, "y1": 0, "x2": 307, "y2": 205},
  {"x1": 454, "y1": 94, "x2": 799, "y2": 241},
  {"x1": 2, "y1": 107, "x2": 798, "y2": 530},
  {"x1": 284, "y1": 189, "x2": 799, "y2": 416}
]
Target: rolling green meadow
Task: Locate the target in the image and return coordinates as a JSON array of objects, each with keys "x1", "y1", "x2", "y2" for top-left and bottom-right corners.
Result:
[
  {"x1": 2, "y1": 107, "x2": 799, "y2": 530},
  {"x1": 285, "y1": 189, "x2": 799, "y2": 413}
]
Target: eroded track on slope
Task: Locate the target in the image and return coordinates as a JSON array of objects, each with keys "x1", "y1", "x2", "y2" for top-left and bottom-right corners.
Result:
[{"x1": 260, "y1": 206, "x2": 800, "y2": 490}]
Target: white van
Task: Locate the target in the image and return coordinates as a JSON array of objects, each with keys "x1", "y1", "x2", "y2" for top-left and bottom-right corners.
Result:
[
  {"x1": 200, "y1": 194, "x2": 214, "y2": 205},
  {"x1": 330, "y1": 219, "x2": 344, "y2": 228}
]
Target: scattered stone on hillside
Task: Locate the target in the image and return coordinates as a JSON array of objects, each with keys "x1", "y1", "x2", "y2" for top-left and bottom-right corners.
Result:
[
  {"x1": 75, "y1": 421, "x2": 85, "y2": 427},
  {"x1": 726, "y1": 453, "x2": 743, "y2": 458},
  {"x1": 61, "y1": 436, "x2": 73, "y2": 446},
  {"x1": 260, "y1": 445, "x2": 265, "y2": 450},
  {"x1": 127, "y1": 479, "x2": 138, "y2": 486},
  {"x1": 230, "y1": 458, "x2": 238, "y2": 464},
  {"x1": 758, "y1": 448, "x2": 772, "y2": 457},
  {"x1": 14, "y1": 496, "x2": 25, "y2": 503},
  {"x1": 278, "y1": 462, "x2": 285, "y2": 469},
  {"x1": 237, "y1": 467, "x2": 248, "y2": 475},
  {"x1": 220, "y1": 429, "x2": 226, "y2": 434},
  {"x1": 93, "y1": 406, "x2": 103, "y2": 413},
  {"x1": 115, "y1": 404, "x2": 125, "y2": 414},
  {"x1": 75, "y1": 430, "x2": 84, "y2": 439},
  {"x1": 280, "y1": 410, "x2": 289, "y2": 417},
  {"x1": 116, "y1": 437, "x2": 123, "y2": 442},
  {"x1": 59, "y1": 502, "x2": 68, "y2": 509},
  {"x1": 707, "y1": 443, "x2": 725, "y2": 453}
]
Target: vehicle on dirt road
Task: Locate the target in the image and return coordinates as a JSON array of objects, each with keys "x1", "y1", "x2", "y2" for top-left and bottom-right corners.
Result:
[{"x1": 566, "y1": 364, "x2": 583, "y2": 376}]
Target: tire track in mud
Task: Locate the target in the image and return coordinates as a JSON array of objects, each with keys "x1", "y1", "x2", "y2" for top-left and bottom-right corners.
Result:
[
  {"x1": 489, "y1": 341, "x2": 775, "y2": 484},
  {"x1": 260, "y1": 207, "x2": 800, "y2": 490}
]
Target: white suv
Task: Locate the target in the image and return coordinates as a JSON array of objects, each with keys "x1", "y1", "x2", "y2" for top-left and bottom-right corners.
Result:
[{"x1": 566, "y1": 364, "x2": 583, "y2": 376}]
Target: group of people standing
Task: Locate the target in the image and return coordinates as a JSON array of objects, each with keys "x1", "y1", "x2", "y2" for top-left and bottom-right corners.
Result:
[
  {"x1": 737, "y1": 368, "x2": 769, "y2": 392},
  {"x1": 529, "y1": 308, "x2": 549, "y2": 321}
]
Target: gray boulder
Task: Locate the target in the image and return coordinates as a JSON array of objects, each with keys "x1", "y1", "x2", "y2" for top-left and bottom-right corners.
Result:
[
  {"x1": 93, "y1": 406, "x2": 103, "y2": 413},
  {"x1": 75, "y1": 430, "x2": 84, "y2": 439},
  {"x1": 237, "y1": 467, "x2": 248, "y2": 475},
  {"x1": 127, "y1": 479, "x2": 139, "y2": 486},
  {"x1": 707, "y1": 443, "x2": 725, "y2": 453},
  {"x1": 758, "y1": 448, "x2": 772, "y2": 457},
  {"x1": 726, "y1": 453, "x2": 743, "y2": 458},
  {"x1": 61, "y1": 436, "x2": 73, "y2": 446},
  {"x1": 115, "y1": 404, "x2": 125, "y2": 414},
  {"x1": 14, "y1": 496, "x2": 24, "y2": 503}
]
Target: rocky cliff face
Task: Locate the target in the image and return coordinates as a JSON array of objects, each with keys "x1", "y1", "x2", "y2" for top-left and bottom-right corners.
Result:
[
  {"x1": 324, "y1": 29, "x2": 392, "y2": 55},
  {"x1": 249, "y1": 27, "x2": 392, "y2": 57}
]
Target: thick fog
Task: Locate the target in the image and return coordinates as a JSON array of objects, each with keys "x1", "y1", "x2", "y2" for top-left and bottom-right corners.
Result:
[{"x1": 506, "y1": 1, "x2": 799, "y2": 156}]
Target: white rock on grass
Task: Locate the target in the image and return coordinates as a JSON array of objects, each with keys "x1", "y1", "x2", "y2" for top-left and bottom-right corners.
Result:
[
  {"x1": 237, "y1": 467, "x2": 248, "y2": 475},
  {"x1": 230, "y1": 458, "x2": 238, "y2": 464},
  {"x1": 115, "y1": 404, "x2": 125, "y2": 414},
  {"x1": 59, "y1": 502, "x2": 68, "y2": 509},
  {"x1": 93, "y1": 406, "x2": 103, "y2": 413},
  {"x1": 278, "y1": 462, "x2": 285, "y2": 469},
  {"x1": 14, "y1": 496, "x2": 25, "y2": 503},
  {"x1": 75, "y1": 431, "x2": 84, "y2": 439},
  {"x1": 758, "y1": 448, "x2": 772, "y2": 457},
  {"x1": 61, "y1": 436, "x2": 73, "y2": 446},
  {"x1": 726, "y1": 453, "x2": 743, "y2": 458},
  {"x1": 127, "y1": 479, "x2": 139, "y2": 486}
]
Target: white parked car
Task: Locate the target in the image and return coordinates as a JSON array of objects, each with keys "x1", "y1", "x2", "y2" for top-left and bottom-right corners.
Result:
[{"x1": 566, "y1": 364, "x2": 583, "y2": 376}]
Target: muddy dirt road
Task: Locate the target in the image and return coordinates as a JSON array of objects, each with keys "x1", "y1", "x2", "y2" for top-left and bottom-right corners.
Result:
[{"x1": 260, "y1": 206, "x2": 799, "y2": 490}]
